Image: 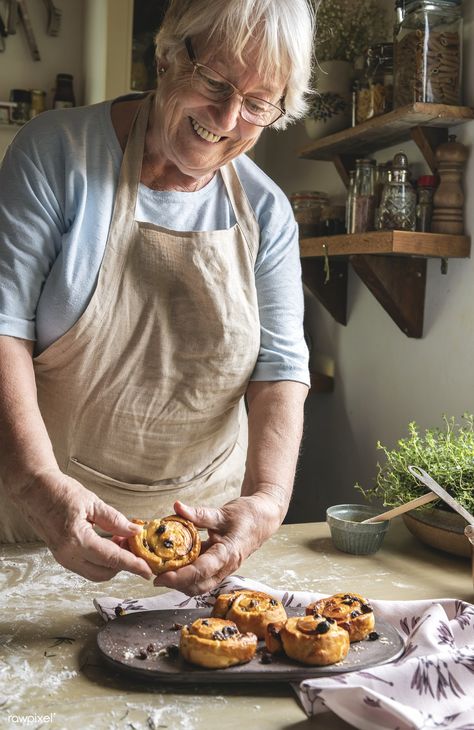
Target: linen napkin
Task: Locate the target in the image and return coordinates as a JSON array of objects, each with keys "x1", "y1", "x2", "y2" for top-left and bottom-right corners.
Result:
[{"x1": 94, "y1": 576, "x2": 474, "y2": 730}]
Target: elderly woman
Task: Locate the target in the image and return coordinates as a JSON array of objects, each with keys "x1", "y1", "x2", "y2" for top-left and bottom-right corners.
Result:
[{"x1": 0, "y1": 0, "x2": 314, "y2": 594}]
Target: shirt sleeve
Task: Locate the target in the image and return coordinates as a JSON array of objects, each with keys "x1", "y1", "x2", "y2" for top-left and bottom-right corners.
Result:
[
  {"x1": 0, "y1": 130, "x2": 65, "y2": 341},
  {"x1": 251, "y1": 190, "x2": 310, "y2": 387}
]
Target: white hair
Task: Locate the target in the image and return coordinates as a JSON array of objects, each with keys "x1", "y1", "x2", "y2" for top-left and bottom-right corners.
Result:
[{"x1": 155, "y1": 0, "x2": 315, "y2": 130}]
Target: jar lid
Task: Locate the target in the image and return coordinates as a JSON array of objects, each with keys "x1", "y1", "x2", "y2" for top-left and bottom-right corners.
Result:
[
  {"x1": 417, "y1": 175, "x2": 437, "y2": 187},
  {"x1": 404, "y1": 0, "x2": 462, "y2": 12},
  {"x1": 10, "y1": 89, "x2": 31, "y2": 103},
  {"x1": 356, "y1": 158, "x2": 377, "y2": 166}
]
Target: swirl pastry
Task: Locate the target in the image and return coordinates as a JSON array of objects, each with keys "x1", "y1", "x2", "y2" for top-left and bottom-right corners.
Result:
[
  {"x1": 268, "y1": 615, "x2": 350, "y2": 666},
  {"x1": 180, "y1": 617, "x2": 258, "y2": 669},
  {"x1": 212, "y1": 589, "x2": 287, "y2": 639},
  {"x1": 128, "y1": 515, "x2": 200, "y2": 574},
  {"x1": 306, "y1": 592, "x2": 375, "y2": 642}
]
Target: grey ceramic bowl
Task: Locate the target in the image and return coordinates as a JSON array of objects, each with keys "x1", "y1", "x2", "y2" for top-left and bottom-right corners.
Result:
[{"x1": 326, "y1": 504, "x2": 390, "y2": 555}]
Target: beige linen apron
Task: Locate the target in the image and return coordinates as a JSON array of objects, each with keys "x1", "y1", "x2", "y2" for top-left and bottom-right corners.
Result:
[{"x1": 0, "y1": 94, "x2": 261, "y2": 542}]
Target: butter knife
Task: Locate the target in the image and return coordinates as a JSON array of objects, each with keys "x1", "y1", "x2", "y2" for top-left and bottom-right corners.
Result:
[{"x1": 408, "y1": 465, "x2": 474, "y2": 528}]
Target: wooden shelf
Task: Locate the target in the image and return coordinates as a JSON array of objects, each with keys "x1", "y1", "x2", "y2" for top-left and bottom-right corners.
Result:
[
  {"x1": 300, "y1": 231, "x2": 471, "y2": 338},
  {"x1": 296, "y1": 104, "x2": 474, "y2": 337},
  {"x1": 297, "y1": 103, "x2": 474, "y2": 162},
  {"x1": 300, "y1": 231, "x2": 471, "y2": 259}
]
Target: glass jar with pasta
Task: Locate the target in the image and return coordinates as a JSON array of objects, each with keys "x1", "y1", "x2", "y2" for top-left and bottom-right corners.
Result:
[{"x1": 393, "y1": 0, "x2": 463, "y2": 108}]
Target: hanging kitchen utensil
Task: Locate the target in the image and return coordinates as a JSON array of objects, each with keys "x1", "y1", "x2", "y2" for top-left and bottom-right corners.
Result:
[
  {"x1": 6, "y1": 0, "x2": 18, "y2": 35},
  {"x1": 17, "y1": 0, "x2": 40, "y2": 60},
  {"x1": 42, "y1": 0, "x2": 61, "y2": 36},
  {"x1": 408, "y1": 465, "x2": 474, "y2": 527}
]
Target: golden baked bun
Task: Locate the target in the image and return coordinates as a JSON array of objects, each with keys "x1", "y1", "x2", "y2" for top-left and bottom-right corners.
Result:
[
  {"x1": 180, "y1": 617, "x2": 258, "y2": 669},
  {"x1": 212, "y1": 589, "x2": 287, "y2": 639},
  {"x1": 264, "y1": 620, "x2": 286, "y2": 654},
  {"x1": 128, "y1": 515, "x2": 200, "y2": 575},
  {"x1": 306, "y1": 592, "x2": 375, "y2": 642},
  {"x1": 279, "y1": 615, "x2": 350, "y2": 666}
]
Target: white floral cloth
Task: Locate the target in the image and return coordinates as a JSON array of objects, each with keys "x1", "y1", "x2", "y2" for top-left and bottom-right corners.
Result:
[{"x1": 94, "y1": 576, "x2": 474, "y2": 730}]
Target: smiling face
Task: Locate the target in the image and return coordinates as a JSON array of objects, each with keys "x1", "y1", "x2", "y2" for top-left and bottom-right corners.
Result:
[{"x1": 149, "y1": 35, "x2": 286, "y2": 183}]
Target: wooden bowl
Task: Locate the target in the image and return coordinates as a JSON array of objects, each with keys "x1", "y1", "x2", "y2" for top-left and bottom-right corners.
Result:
[{"x1": 403, "y1": 508, "x2": 471, "y2": 558}]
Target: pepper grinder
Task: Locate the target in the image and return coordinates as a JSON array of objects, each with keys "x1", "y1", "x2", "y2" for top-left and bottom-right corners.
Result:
[{"x1": 431, "y1": 135, "x2": 469, "y2": 235}]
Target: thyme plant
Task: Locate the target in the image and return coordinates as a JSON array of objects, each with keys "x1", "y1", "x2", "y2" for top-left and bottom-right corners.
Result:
[{"x1": 356, "y1": 414, "x2": 474, "y2": 513}]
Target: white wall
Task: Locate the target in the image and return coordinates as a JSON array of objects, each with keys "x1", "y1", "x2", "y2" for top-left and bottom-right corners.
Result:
[
  {"x1": 0, "y1": 0, "x2": 84, "y2": 159},
  {"x1": 256, "y1": 2, "x2": 474, "y2": 522}
]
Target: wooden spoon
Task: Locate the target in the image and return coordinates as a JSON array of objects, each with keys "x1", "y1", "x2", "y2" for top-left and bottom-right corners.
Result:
[{"x1": 361, "y1": 492, "x2": 438, "y2": 523}]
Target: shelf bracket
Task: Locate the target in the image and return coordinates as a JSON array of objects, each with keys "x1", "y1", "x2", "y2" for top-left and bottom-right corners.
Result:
[
  {"x1": 332, "y1": 154, "x2": 358, "y2": 188},
  {"x1": 410, "y1": 126, "x2": 448, "y2": 173},
  {"x1": 350, "y1": 255, "x2": 427, "y2": 338},
  {"x1": 301, "y1": 257, "x2": 348, "y2": 325}
]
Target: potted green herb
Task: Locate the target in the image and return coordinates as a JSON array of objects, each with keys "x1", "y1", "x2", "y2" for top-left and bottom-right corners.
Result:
[
  {"x1": 306, "y1": 0, "x2": 389, "y2": 138},
  {"x1": 356, "y1": 414, "x2": 474, "y2": 557}
]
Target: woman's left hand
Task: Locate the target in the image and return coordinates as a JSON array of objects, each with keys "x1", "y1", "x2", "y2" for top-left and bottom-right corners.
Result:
[{"x1": 152, "y1": 493, "x2": 283, "y2": 595}]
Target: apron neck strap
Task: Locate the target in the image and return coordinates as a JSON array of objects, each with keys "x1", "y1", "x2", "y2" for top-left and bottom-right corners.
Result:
[{"x1": 220, "y1": 162, "x2": 259, "y2": 259}]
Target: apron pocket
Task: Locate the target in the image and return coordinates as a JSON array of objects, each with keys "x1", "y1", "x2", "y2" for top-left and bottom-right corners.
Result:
[{"x1": 67, "y1": 457, "x2": 179, "y2": 495}]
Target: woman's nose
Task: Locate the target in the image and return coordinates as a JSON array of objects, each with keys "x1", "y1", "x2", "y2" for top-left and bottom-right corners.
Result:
[{"x1": 211, "y1": 94, "x2": 242, "y2": 131}]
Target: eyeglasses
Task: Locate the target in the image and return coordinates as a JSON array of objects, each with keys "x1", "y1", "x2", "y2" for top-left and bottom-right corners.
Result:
[{"x1": 184, "y1": 38, "x2": 285, "y2": 128}]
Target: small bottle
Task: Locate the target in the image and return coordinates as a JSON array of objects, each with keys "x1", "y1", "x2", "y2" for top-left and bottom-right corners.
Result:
[
  {"x1": 353, "y1": 159, "x2": 376, "y2": 233},
  {"x1": 346, "y1": 170, "x2": 356, "y2": 233},
  {"x1": 10, "y1": 89, "x2": 31, "y2": 124},
  {"x1": 30, "y1": 89, "x2": 46, "y2": 118},
  {"x1": 374, "y1": 162, "x2": 390, "y2": 229},
  {"x1": 379, "y1": 152, "x2": 416, "y2": 230},
  {"x1": 416, "y1": 175, "x2": 437, "y2": 232},
  {"x1": 53, "y1": 74, "x2": 75, "y2": 109}
]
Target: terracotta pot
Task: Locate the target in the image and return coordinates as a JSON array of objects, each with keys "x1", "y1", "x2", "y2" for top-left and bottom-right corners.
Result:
[
  {"x1": 403, "y1": 508, "x2": 471, "y2": 558},
  {"x1": 305, "y1": 60, "x2": 352, "y2": 140}
]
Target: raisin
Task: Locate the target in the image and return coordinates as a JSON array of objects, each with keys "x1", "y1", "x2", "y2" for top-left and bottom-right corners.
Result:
[
  {"x1": 368, "y1": 631, "x2": 379, "y2": 641},
  {"x1": 156, "y1": 525, "x2": 166, "y2": 535},
  {"x1": 146, "y1": 643, "x2": 155, "y2": 653},
  {"x1": 167, "y1": 644, "x2": 180, "y2": 657},
  {"x1": 201, "y1": 619, "x2": 209, "y2": 626},
  {"x1": 350, "y1": 610, "x2": 360, "y2": 618},
  {"x1": 269, "y1": 598, "x2": 278, "y2": 606},
  {"x1": 315, "y1": 621, "x2": 330, "y2": 634},
  {"x1": 163, "y1": 539, "x2": 174, "y2": 548},
  {"x1": 171, "y1": 622, "x2": 183, "y2": 631},
  {"x1": 136, "y1": 648, "x2": 148, "y2": 660},
  {"x1": 260, "y1": 651, "x2": 273, "y2": 664},
  {"x1": 114, "y1": 606, "x2": 124, "y2": 617},
  {"x1": 360, "y1": 604, "x2": 373, "y2": 614}
]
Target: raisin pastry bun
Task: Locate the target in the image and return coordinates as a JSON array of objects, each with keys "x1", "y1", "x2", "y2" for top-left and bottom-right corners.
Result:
[
  {"x1": 128, "y1": 515, "x2": 200, "y2": 575},
  {"x1": 212, "y1": 589, "x2": 287, "y2": 639},
  {"x1": 306, "y1": 593, "x2": 375, "y2": 642},
  {"x1": 180, "y1": 618, "x2": 258, "y2": 669},
  {"x1": 266, "y1": 615, "x2": 350, "y2": 666}
]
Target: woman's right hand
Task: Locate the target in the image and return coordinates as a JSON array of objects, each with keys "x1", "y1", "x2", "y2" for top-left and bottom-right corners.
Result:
[{"x1": 15, "y1": 467, "x2": 153, "y2": 582}]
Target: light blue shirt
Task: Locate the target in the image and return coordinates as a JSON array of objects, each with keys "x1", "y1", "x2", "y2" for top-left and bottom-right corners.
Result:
[{"x1": 0, "y1": 98, "x2": 309, "y2": 385}]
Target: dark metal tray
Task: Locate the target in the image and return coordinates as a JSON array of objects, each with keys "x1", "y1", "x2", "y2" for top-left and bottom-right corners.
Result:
[{"x1": 97, "y1": 607, "x2": 405, "y2": 683}]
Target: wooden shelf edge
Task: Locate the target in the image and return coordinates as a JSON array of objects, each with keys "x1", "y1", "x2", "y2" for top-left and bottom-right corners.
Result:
[
  {"x1": 299, "y1": 230, "x2": 471, "y2": 259},
  {"x1": 297, "y1": 103, "x2": 474, "y2": 161},
  {"x1": 310, "y1": 371, "x2": 334, "y2": 394}
]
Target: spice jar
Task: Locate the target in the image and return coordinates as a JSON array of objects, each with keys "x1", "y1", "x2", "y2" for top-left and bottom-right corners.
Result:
[
  {"x1": 393, "y1": 0, "x2": 463, "y2": 107},
  {"x1": 416, "y1": 175, "x2": 437, "y2": 231},
  {"x1": 9, "y1": 89, "x2": 31, "y2": 125},
  {"x1": 378, "y1": 152, "x2": 416, "y2": 230},
  {"x1": 30, "y1": 89, "x2": 46, "y2": 118},
  {"x1": 352, "y1": 159, "x2": 376, "y2": 233},
  {"x1": 289, "y1": 191, "x2": 329, "y2": 237},
  {"x1": 346, "y1": 170, "x2": 356, "y2": 233},
  {"x1": 356, "y1": 44, "x2": 394, "y2": 124},
  {"x1": 53, "y1": 73, "x2": 76, "y2": 109}
]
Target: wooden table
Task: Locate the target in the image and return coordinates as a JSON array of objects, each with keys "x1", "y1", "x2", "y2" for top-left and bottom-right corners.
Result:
[{"x1": 0, "y1": 519, "x2": 472, "y2": 730}]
